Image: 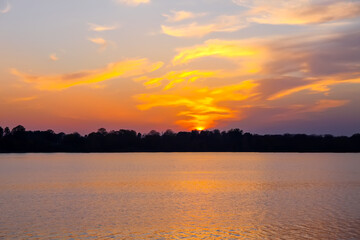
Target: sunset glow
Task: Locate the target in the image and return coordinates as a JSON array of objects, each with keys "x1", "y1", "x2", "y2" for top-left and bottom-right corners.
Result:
[{"x1": 1, "y1": 0, "x2": 360, "y2": 134}]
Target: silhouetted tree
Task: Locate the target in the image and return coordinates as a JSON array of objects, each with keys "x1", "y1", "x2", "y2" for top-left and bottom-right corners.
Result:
[
  {"x1": 162, "y1": 129, "x2": 176, "y2": 151},
  {"x1": 11, "y1": 125, "x2": 26, "y2": 134},
  {"x1": 4, "y1": 127, "x2": 10, "y2": 136},
  {"x1": 0, "y1": 126, "x2": 359, "y2": 153},
  {"x1": 163, "y1": 129, "x2": 175, "y2": 137},
  {"x1": 97, "y1": 128, "x2": 107, "y2": 136},
  {"x1": 143, "y1": 130, "x2": 161, "y2": 151},
  {"x1": 62, "y1": 132, "x2": 84, "y2": 152}
]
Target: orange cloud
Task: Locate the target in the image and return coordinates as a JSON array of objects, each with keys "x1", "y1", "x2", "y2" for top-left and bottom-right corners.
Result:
[
  {"x1": 88, "y1": 23, "x2": 118, "y2": 32},
  {"x1": 172, "y1": 39, "x2": 263, "y2": 65},
  {"x1": 163, "y1": 10, "x2": 207, "y2": 22},
  {"x1": 135, "y1": 70, "x2": 216, "y2": 90},
  {"x1": 141, "y1": 30, "x2": 360, "y2": 129},
  {"x1": 171, "y1": 32, "x2": 360, "y2": 104},
  {"x1": 116, "y1": 0, "x2": 150, "y2": 6},
  {"x1": 234, "y1": 0, "x2": 360, "y2": 25},
  {"x1": 268, "y1": 77, "x2": 360, "y2": 100},
  {"x1": 49, "y1": 54, "x2": 58, "y2": 61},
  {"x1": 136, "y1": 80, "x2": 258, "y2": 130},
  {"x1": 306, "y1": 99, "x2": 349, "y2": 112},
  {"x1": 88, "y1": 37, "x2": 108, "y2": 51},
  {"x1": 0, "y1": 1, "x2": 11, "y2": 14},
  {"x1": 9, "y1": 96, "x2": 38, "y2": 102},
  {"x1": 162, "y1": 15, "x2": 246, "y2": 38},
  {"x1": 270, "y1": 99, "x2": 350, "y2": 122},
  {"x1": 11, "y1": 59, "x2": 163, "y2": 91}
]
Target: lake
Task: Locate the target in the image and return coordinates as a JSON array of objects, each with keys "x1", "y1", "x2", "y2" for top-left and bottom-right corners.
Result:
[{"x1": 0, "y1": 153, "x2": 359, "y2": 239}]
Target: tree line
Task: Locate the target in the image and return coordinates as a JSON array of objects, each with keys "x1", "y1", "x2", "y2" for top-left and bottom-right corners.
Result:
[{"x1": 0, "y1": 125, "x2": 359, "y2": 152}]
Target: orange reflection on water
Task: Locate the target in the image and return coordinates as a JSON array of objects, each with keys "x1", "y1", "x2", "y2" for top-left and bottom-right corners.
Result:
[{"x1": 1, "y1": 153, "x2": 360, "y2": 239}]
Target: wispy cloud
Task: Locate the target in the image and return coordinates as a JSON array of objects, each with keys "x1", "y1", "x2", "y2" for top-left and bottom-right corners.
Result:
[
  {"x1": 306, "y1": 99, "x2": 350, "y2": 113},
  {"x1": 49, "y1": 53, "x2": 58, "y2": 61},
  {"x1": 116, "y1": 0, "x2": 150, "y2": 7},
  {"x1": 11, "y1": 59, "x2": 163, "y2": 91},
  {"x1": 233, "y1": 0, "x2": 360, "y2": 25},
  {"x1": 268, "y1": 77, "x2": 360, "y2": 100},
  {"x1": 88, "y1": 37, "x2": 108, "y2": 51},
  {"x1": 163, "y1": 10, "x2": 207, "y2": 22},
  {"x1": 136, "y1": 81, "x2": 258, "y2": 130},
  {"x1": 162, "y1": 15, "x2": 246, "y2": 38},
  {"x1": 134, "y1": 29, "x2": 360, "y2": 130},
  {"x1": 9, "y1": 96, "x2": 38, "y2": 102},
  {"x1": 269, "y1": 99, "x2": 350, "y2": 122},
  {"x1": 0, "y1": 0, "x2": 11, "y2": 14},
  {"x1": 135, "y1": 70, "x2": 216, "y2": 90},
  {"x1": 88, "y1": 23, "x2": 118, "y2": 32},
  {"x1": 172, "y1": 38, "x2": 264, "y2": 65}
]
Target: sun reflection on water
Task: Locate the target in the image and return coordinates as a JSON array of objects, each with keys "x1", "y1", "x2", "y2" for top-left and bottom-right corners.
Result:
[{"x1": 0, "y1": 153, "x2": 360, "y2": 239}]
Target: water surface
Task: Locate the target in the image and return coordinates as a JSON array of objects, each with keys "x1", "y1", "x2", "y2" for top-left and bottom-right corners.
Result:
[{"x1": 0, "y1": 153, "x2": 359, "y2": 239}]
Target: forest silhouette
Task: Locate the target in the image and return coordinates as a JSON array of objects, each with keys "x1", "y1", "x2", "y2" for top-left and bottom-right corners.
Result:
[{"x1": 0, "y1": 125, "x2": 359, "y2": 153}]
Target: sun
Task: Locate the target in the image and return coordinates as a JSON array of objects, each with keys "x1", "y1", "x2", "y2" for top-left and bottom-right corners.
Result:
[{"x1": 195, "y1": 127, "x2": 205, "y2": 131}]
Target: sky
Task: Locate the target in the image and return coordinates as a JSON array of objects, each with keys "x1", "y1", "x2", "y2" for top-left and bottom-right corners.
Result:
[{"x1": 0, "y1": 0, "x2": 360, "y2": 135}]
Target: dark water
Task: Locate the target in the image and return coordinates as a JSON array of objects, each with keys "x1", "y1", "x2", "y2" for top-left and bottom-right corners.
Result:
[{"x1": 0, "y1": 153, "x2": 359, "y2": 239}]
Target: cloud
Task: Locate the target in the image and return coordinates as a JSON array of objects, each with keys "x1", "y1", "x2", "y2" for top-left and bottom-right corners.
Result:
[
  {"x1": 136, "y1": 81, "x2": 258, "y2": 130},
  {"x1": 268, "y1": 99, "x2": 350, "y2": 123},
  {"x1": 133, "y1": 29, "x2": 360, "y2": 130},
  {"x1": 135, "y1": 70, "x2": 216, "y2": 90},
  {"x1": 173, "y1": 30, "x2": 360, "y2": 99},
  {"x1": 116, "y1": 0, "x2": 150, "y2": 6},
  {"x1": 88, "y1": 37, "x2": 107, "y2": 45},
  {"x1": 172, "y1": 38, "x2": 263, "y2": 65},
  {"x1": 0, "y1": 0, "x2": 11, "y2": 14},
  {"x1": 9, "y1": 96, "x2": 38, "y2": 102},
  {"x1": 306, "y1": 99, "x2": 350, "y2": 112},
  {"x1": 261, "y1": 31, "x2": 360, "y2": 99},
  {"x1": 163, "y1": 10, "x2": 207, "y2": 22},
  {"x1": 88, "y1": 37, "x2": 108, "y2": 51},
  {"x1": 11, "y1": 59, "x2": 163, "y2": 91},
  {"x1": 233, "y1": 0, "x2": 360, "y2": 25},
  {"x1": 49, "y1": 54, "x2": 58, "y2": 61},
  {"x1": 162, "y1": 15, "x2": 246, "y2": 38},
  {"x1": 88, "y1": 23, "x2": 118, "y2": 32},
  {"x1": 268, "y1": 77, "x2": 360, "y2": 100}
]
